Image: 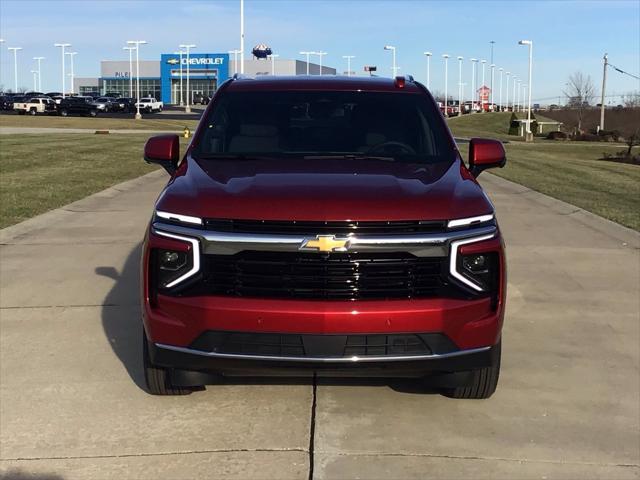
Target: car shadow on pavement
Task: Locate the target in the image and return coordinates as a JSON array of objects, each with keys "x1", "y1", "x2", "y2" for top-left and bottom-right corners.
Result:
[
  {"x1": 96, "y1": 244, "x2": 441, "y2": 396},
  {"x1": 96, "y1": 243, "x2": 146, "y2": 391}
]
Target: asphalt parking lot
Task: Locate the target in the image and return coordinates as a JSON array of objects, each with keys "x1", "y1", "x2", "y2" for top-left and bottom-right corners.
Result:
[{"x1": 0, "y1": 171, "x2": 638, "y2": 479}]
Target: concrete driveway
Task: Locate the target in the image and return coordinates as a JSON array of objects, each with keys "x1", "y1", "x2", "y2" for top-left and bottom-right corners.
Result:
[{"x1": 1, "y1": 170, "x2": 638, "y2": 479}]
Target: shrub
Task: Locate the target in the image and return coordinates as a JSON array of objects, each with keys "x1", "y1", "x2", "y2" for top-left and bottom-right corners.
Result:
[{"x1": 547, "y1": 131, "x2": 568, "y2": 140}]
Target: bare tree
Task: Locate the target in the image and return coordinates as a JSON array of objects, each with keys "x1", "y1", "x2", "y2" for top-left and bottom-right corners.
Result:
[
  {"x1": 563, "y1": 72, "x2": 595, "y2": 131},
  {"x1": 625, "y1": 128, "x2": 639, "y2": 157},
  {"x1": 621, "y1": 91, "x2": 640, "y2": 108}
]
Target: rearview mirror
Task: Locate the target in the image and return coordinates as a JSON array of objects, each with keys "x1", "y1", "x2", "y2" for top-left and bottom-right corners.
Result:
[
  {"x1": 468, "y1": 138, "x2": 506, "y2": 177},
  {"x1": 144, "y1": 134, "x2": 180, "y2": 175}
]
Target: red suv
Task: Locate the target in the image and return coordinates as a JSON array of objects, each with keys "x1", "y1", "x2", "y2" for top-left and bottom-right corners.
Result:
[{"x1": 141, "y1": 75, "x2": 507, "y2": 398}]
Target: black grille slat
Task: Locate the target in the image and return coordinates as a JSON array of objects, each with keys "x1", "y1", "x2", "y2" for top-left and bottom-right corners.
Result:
[
  {"x1": 191, "y1": 251, "x2": 448, "y2": 300},
  {"x1": 204, "y1": 219, "x2": 447, "y2": 235}
]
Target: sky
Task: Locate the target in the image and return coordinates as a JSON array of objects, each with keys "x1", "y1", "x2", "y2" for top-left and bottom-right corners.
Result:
[{"x1": 0, "y1": 0, "x2": 638, "y2": 104}]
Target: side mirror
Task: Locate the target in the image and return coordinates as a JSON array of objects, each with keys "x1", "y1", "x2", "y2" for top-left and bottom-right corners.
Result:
[
  {"x1": 144, "y1": 134, "x2": 180, "y2": 175},
  {"x1": 468, "y1": 138, "x2": 506, "y2": 177}
]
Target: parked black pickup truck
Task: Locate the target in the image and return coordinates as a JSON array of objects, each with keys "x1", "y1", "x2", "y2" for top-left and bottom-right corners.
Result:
[{"x1": 57, "y1": 97, "x2": 98, "y2": 117}]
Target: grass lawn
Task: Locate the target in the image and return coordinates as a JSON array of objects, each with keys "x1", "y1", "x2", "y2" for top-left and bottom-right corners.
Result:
[
  {"x1": 0, "y1": 114, "x2": 199, "y2": 131},
  {"x1": 456, "y1": 140, "x2": 640, "y2": 231},
  {"x1": 0, "y1": 133, "x2": 188, "y2": 228},
  {"x1": 447, "y1": 111, "x2": 561, "y2": 142}
]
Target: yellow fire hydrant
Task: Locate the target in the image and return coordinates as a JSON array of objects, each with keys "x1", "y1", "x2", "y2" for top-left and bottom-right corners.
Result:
[{"x1": 183, "y1": 126, "x2": 191, "y2": 138}]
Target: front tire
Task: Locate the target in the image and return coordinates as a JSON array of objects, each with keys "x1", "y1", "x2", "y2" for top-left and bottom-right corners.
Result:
[
  {"x1": 89, "y1": 110, "x2": 97, "y2": 117},
  {"x1": 143, "y1": 330, "x2": 192, "y2": 396},
  {"x1": 443, "y1": 341, "x2": 501, "y2": 399},
  {"x1": 59, "y1": 109, "x2": 68, "y2": 117}
]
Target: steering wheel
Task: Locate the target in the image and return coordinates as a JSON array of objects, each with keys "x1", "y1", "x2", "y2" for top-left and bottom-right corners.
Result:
[{"x1": 366, "y1": 141, "x2": 416, "y2": 155}]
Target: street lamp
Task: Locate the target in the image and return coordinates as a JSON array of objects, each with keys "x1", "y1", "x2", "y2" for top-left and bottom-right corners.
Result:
[
  {"x1": 123, "y1": 46, "x2": 135, "y2": 97},
  {"x1": 505, "y1": 72, "x2": 511, "y2": 111},
  {"x1": 342, "y1": 55, "x2": 355, "y2": 77},
  {"x1": 65, "y1": 51, "x2": 77, "y2": 95},
  {"x1": 179, "y1": 43, "x2": 196, "y2": 112},
  {"x1": 299, "y1": 51, "x2": 315, "y2": 75},
  {"x1": 498, "y1": 68, "x2": 503, "y2": 112},
  {"x1": 442, "y1": 54, "x2": 450, "y2": 117},
  {"x1": 8, "y1": 47, "x2": 22, "y2": 93},
  {"x1": 31, "y1": 70, "x2": 38, "y2": 91},
  {"x1": 516, "y1": 79, "x2": 521, "y2": 112},
  {"x1": 127, "y1": 40, "x2": 147, "y2": 119},
  {"x1": 480, "y1": 59, "x2": 486, "y2": 111},
  {"x1": 174, "y1": 50, "x2": 185, "y2": 105},
  {"x1": 470, "y1": 58, "x2": 478, "y2": 111},
  {"x1": 54, "y1": 43, "x2": 70, "y2": 98},
  {"x1": 228, "y1": 49, "x2": 241, "y2": 75},
  {"x1": 457, "y1": 56, "x2": 463, "y2": 116},
  {"x1": 423, "y1": 52, "x2": 432, "y2": 89},
  {"x1": 239, "y1": 0, "x2": 245, "y2": 74},
  {"x1": 519, "y1": 40, "x2": 533, "y2": 136},
  {"x1": 269, "y1": 54, "x2": 280, "y2": 75},
  {"x1": 384, "y1": 45, "x2": 397, "y2": 77},
  {"x1": 512, "y1": 75, "x2": 517, "y2": 112},
  {"x1": 315, "y1": 51, "x2": 327, "y2": 75},
  {"x1": 489, "y1": 64, "x2": 495, "y2": 109},
  {"x1": 33, "y1": 57, "x2": 45, "y2": 92}
]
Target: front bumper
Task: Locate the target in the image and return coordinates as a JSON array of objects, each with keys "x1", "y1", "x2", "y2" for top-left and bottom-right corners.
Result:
[{"x1": 149, "y1": 336, "x2": 500, "y2": 379}]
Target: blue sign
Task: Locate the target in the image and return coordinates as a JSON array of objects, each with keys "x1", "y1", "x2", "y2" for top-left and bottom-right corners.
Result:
[{"x1": 160, "y1": 53, "x2": 229, "y2": 103}]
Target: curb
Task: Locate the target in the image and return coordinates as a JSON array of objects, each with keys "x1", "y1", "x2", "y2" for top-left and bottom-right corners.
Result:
[
  {"x1": 0, "y1": 169, "x2": 166, "y2": 244},
  {"x1": 482, "y1": 173, "x2": 640, "y2": 248}
]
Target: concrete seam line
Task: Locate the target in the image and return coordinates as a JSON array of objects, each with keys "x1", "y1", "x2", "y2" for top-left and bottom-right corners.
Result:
[
  {"x1": 1, "y1": 448, "x2": 310, "y2": 462},
  {"x1": 484, "y1": 173, "x2": 640, "y2": 246},
  {"x1": 313, "y1": 452, "x2": 639, "y2": 468},
  {"x1": 0, "y1": 169, "x2": 166, "y2": 243}
]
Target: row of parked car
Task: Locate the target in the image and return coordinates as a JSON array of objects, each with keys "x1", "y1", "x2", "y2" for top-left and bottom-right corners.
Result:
[{"x1": 0, "y1": 92, "x2": 164, "y2": 116}]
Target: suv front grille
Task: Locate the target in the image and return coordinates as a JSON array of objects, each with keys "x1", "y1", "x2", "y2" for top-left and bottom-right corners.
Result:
[
  {"x1": 204, "y1": 219, "x2": 447, "y2": 235},
  {"x1": 178, "y1": 251, "x2": 458, "y2": 300}
]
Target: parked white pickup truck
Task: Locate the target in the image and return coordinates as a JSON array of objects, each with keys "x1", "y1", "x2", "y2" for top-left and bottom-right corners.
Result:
[
  {"x1": 14, "y1": 97, "x2": 57, "y2": 115},
  {"x1": 135, "y1": 97, "x2": 163, "y2": 113}
]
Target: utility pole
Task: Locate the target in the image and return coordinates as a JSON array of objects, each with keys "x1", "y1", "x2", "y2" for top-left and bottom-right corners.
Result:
[
  {"x1": 239, "y1": 0, "x2": 245, "y2": 74},
  {"x1": 599, "y1": 53, "x2": 608, "y2": 131},
  {"x1": 489, "y1": 41, "x2": 495, "y2": 105}
]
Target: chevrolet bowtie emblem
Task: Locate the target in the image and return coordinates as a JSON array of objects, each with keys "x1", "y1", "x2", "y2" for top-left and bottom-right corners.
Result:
[{"x1": 300, "y1": 235, "x2": 350, "y2": 253}]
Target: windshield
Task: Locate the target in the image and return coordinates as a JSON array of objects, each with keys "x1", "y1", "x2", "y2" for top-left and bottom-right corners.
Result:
[{"x1": 195, "y1": 91, "x2": 453, "y2": 164}]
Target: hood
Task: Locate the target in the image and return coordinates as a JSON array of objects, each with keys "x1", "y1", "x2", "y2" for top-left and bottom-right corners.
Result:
[{"x1": 155, "y1": 156, "x2": 494, "y2": 222}]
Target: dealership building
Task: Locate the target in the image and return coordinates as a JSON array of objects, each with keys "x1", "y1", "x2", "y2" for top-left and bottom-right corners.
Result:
[{"x1": 75, "y1": 53, "x2": 336, "y2": 103}]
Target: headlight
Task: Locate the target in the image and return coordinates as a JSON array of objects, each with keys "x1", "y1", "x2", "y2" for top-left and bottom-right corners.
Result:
[
  {"x1": 156, "y1": 249, "x2": 192, "y2": 288},
  {"x1": 151, "y1": 230, "x2": 201, "y2": 289},
  {"x1": 449, "y1": 234, "x2": 497, "y2": 292}
]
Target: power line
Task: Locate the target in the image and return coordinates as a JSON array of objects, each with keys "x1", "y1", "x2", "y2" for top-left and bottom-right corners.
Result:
[{"x1": 608, "y1": 62, "x2": 640, "y2": 81}]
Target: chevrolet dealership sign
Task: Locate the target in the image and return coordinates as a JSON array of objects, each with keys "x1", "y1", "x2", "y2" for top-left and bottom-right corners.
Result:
[{"x1": 165, "y1": 57, "x2": 225, "y2": 65}]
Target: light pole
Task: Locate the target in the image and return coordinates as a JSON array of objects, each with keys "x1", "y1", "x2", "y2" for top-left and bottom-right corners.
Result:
[
  {"x1": 342, "y1": 55, "x2": 355, "y2": 76},
  {"x1": 470, "y1": 58, "x2": 478, "y2": 110},
  {"x1": 519, "y1": 40, "x2": 533, "y2": 136},
  {"x1": 239, "y1": 0, "x2": 245, "y2": 74},
  {"x1": 489, "y1": 64, "x2": 495, "y2": 109},
  {"x1": 315, "y1": 51, "x2": 327, "y2": 75},
  {"x1": 123, "y1": 46, "x2": 135, "y2": 97},
  {"x1": 498, "y1": 68, "x2": 503, "y2": 112},
  {"x1": 489, "y1": 40, "x2": 495, "y2": 99},
  {"x1": 442, "y1": 54, "x2": 449, "y2": 117},
  {"x1": 33, "y1": 57, "x2": 45, "y2": 91},
  {"x1": 179, "y1": 44, "x2": 196, "y2": 112},
  {"x1": 457, "y1": 56, "x2": 463, "y2": 116},
  {"x1": 512, "y1": 75, "x2": 517, "y2": 112},
  {"x1": 384, "y1": 45, "x2": 397, "y2": 77},
  {"x1": 127, "y1": 40, "x2": 147, "y2": 119},
  {"x1": 300, "y1": 51, "x2": 315, "y2": 75},
  {"x1": 173, "y1": 50, "x2": 185, "y2": 105},
  {"x1": 505, "y1": 72, "x2": 510, "y2": 110},
  {"x1": 8, "y1": 47, "x2": 22, "y2": 93},
  {"x1": 269, "y1": 54, "x2": 280, "y2": 75},
  {"x1": 65, "y1": 51, "x2": 77, "y2": 95},
  {"x1": 423, "y1": 52, "x2": 432, "y2": 89},
  {"x1": 31, "y1": 70, "x2": 37, "y2": 91},
  {"x1": 228, "y1": 49, "x2": 240, "y2": 75},
  {"x1": 480, "y1": 60, "x2": 486, "y2": 111},
  {"x1": 54, "y1": 43, "x2": 70, "y2": 97},
  {"x1": 516, "y1": 79, "x2": 521, "y2": 112}
]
